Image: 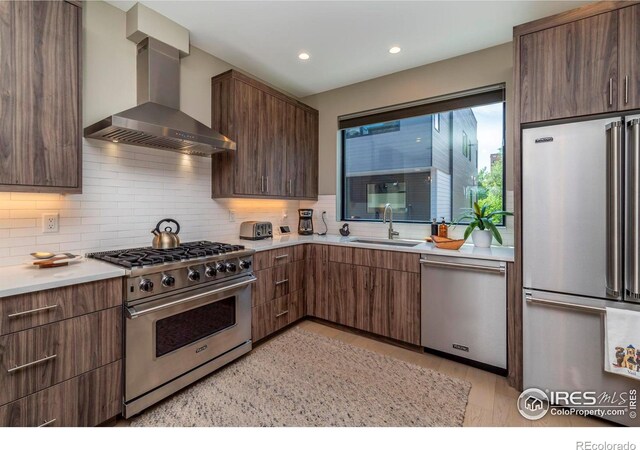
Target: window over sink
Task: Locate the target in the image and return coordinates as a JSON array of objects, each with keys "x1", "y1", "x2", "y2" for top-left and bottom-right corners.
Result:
[{"x1": 338, "y1": 85, "x2": 506, "y2": 225}]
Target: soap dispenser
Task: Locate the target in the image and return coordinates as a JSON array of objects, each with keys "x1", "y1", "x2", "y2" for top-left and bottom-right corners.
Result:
[
  {"x1": 438, "y1": 217, "x2": 448, "y2": 238},
  {"x1": 430, "y1": 218, "x2": 439, "y2": 236}
]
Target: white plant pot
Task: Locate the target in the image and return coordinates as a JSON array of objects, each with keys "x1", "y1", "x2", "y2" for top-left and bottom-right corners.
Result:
[{"x1": 471, "y1": 229, "x2": 493, "y2": 248}]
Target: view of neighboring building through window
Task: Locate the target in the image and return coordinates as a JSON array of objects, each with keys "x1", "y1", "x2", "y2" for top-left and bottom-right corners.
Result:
[{"x1": 340, "y1": 90, "x2": 504, "y2": 224}]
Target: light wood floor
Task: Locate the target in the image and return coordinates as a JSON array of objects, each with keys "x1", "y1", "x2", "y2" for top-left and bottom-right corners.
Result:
[
  {"x1": 118, "y1": 319, "x2": 615, "y2": 427},
  {"x1": 296, "y1": 320, "x2": 614, "y2": 427}
]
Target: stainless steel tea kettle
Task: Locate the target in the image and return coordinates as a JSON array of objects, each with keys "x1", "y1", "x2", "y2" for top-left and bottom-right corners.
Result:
[{"x1": 151, "y1": 218, "x2": 181, "y2": 249}]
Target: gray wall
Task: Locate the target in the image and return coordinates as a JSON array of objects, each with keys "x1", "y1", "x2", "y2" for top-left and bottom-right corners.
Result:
[{"x1": 301, "y1": 42, "x2": 513, "y2": 195}]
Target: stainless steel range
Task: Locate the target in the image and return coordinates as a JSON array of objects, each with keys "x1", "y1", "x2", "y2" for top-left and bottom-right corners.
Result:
[{"x1": 87, "y1": 241, "x2": 256, "y2": 418}]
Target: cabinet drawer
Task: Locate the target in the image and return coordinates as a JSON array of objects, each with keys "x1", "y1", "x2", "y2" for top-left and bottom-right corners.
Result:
[
  {"x1": 0, "y1": 307, "x2": 122, "y2": 406},
  {"x1": 254, "y1": 246, "x2": 305, "y2": 270},
  {"x1": 252, "y1": 260, "x2": 305, "y2": 307},
  {"x1": 0, "y1": 360, "x2": 122, "y2": 427},
  {"x1": 0, "y1": 278, "x2": 121, "y2": 336},
  {"x1": 251, "y1": 295, "x2": 292, "y2": 342},
  {"x1": 328, "y1": 246, "x2": 420, "y2": 273}
]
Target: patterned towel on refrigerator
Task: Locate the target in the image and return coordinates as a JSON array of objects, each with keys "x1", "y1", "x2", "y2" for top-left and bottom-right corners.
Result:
[{"x1": 604, "y1": 307, "x2": 640, "y2": 380}]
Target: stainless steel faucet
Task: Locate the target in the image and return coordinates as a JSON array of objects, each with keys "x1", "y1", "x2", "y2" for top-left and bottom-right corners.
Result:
[{"x1": 383, "y1": 203, "x2": 399, "y2": 240}]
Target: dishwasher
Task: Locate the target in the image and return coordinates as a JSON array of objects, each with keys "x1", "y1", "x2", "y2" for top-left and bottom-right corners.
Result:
[{"x1": 420, "y1": 254, "x2": 507, "y2": 374}]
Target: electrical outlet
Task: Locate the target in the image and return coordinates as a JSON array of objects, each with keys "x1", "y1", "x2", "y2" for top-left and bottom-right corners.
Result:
[
  {"x1": 42, "y1": 213, "x2": 59, "y2": 233},
  {"x1": 229, "y1": 210, "x2": 236, "y2": 222}
]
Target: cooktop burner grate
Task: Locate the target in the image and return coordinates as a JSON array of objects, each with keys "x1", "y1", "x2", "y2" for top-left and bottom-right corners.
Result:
[{"x1": 87, "y1": 241, "x2": 246, "y2": 268}]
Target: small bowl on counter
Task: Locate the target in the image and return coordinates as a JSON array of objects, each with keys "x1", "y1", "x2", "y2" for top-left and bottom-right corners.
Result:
[{"x1": 429, "y1": 235, "x2": 466, "y2": 250}]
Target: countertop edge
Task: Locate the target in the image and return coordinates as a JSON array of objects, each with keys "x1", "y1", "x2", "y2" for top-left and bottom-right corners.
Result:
[
  {"x1": 240, "y1": 235, "x2": 515, "y2": 262},
  {"x1": 0, "y1": 261, "x2": 127, "y2": 298}
]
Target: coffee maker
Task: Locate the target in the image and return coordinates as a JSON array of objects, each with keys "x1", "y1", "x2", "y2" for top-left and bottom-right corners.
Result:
[{"x1": 298, "y1": 209, "x2": 314, "y2": 235}]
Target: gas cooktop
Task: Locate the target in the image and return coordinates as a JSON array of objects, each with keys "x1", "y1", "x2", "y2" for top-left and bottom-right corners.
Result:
[
  {"x1": 87, "y1": 241, "x2": 256, "y2": 302},
  {"x1": 87, "y1": 241, "x2": 246, "y2": 268}
]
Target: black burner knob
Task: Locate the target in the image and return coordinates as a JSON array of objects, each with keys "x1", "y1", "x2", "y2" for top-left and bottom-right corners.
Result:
[
  {"x1": 139, "y1": 279, "x2": 154, "y2": 292},
  {"x1": 161, "y1": 275, "x2": 175, "y2": 287},
  {"x1": 239, "y1": 260, "x2": 252, "y2": 270},
  {"x1": 205, "y1": 265, "x2": 217, "y2": 277},
  {"x1": 225, "y1": 262, "x2": 237, "y2": 273},
  {"x1": 188, "y1": 269, "x2": 200, "y2": 282},
  {"x1": 215, "y1": 262, "x2": 226, "y2": 273}
]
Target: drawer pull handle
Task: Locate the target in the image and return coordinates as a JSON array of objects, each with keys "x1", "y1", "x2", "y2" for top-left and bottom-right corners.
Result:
[
  {"x1": 274, "y1": 255, "x2": 289, "y2": 260},
  {"x1": 275, "y1": 310, "x2": 289, "y2": 318},
  {"x1": 525, "y1": 294, "x2": 605, "y2": 314},
  {"x1": 274, "y1": 279, "x2": 289, "y2": 286},
  {"x1": 8, "y1": 304, "x2": 58, "y2": 319},
  {"x1": 7, "y1": 354, "x2": 57, "y2": 374},
  {"x1": 38, "y1": 418, "x2": 56, "y2": 427}
]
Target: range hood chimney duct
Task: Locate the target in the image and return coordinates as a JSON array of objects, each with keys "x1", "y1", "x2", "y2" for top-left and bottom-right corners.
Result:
[{"x1": 84, "y1": 37, "x2": 236, "y2": 156}]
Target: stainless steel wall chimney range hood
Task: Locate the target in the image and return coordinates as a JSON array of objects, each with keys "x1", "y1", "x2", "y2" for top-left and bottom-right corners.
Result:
[{"x1": 84, "y1": 38, "x2": 236, "y2": 156}]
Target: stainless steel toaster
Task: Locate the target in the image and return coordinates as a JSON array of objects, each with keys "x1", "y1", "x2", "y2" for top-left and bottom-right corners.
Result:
[{"x1": 239, "y1": 221, "x2": 273, "y2": 240}]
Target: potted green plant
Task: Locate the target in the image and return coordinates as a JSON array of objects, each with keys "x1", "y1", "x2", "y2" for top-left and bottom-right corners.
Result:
[{"x1": 456, "y1": 202, "x2": 513, "y2": 248}]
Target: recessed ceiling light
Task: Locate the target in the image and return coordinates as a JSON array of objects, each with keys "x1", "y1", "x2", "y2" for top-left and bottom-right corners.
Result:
[
  {"x1": 298, "y1": 52, "x2": 310, "y2": 60},
  {"x1": 389, "y1": 46, "x2": 401, "y2": 54}
]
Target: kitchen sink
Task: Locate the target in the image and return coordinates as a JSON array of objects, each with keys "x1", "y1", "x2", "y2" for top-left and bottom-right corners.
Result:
[{"x1": 348, "y1": 238, "x2": 422, "y2": 248}]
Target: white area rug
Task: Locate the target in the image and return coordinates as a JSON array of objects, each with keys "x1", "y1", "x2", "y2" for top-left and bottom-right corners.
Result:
[{"x1": 130, "y1": 327, "x2": 471, "y2": 427}]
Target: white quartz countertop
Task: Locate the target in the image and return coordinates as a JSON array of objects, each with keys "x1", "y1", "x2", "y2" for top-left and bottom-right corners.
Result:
[
  {"x1": 0, "y1": 258, "x2": 126, "y2": 298},
  {"x1": 236, "y1": 234, "x2": 515, "y2": 262},
  {"x1": 0, "y1": 235, "x2": 513, "y2": 299}
]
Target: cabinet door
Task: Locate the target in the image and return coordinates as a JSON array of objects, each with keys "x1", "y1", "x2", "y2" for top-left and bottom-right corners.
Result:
[
  {"x1": 371, "y1": 269, "x2": 420, "y2": 345},
  {"x1": 619, "y1": 4, "x2": 640, "y2": 110},
  {"x1": 0, "y1": 1, "x2": 80, "y2": 188},
  {"x1": 306, "y1": 245, "x2": 329, "y2": 320},
  {"x1": 288, "y1": 290, "x2": 305, "y2": 323},
  {"x1": 259, "y1": 93, "x2": 287, "y2": 196},
  {"x1": 303, "y1": 111, "x2": 319, "y2": 199},
  {"x1": 327, "y1": 262, "x2": 369, "y2": 331},
  {"x1": 519, "y1": 11, "x2": 618, "y2": 123},
  {"x1": 285, "y1": 103, "x2": 303, "y2": 197},
  {"x1": 233, "y1": 80, "x2": 260, "y2": 195}
]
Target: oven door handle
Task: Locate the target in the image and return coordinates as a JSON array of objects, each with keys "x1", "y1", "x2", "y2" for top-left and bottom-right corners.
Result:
[{"x1": 126, "y1": 275, "x2": 257, "y2": 319}]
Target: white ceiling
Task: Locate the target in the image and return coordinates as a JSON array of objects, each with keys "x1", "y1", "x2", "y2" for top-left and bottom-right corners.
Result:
[{"x1": 106, "y1": 0, "x2": 590, "y2": 98}]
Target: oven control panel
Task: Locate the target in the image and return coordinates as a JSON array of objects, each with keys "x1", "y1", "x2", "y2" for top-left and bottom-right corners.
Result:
[{"x1": 125, "y1": 256, "x2": 253, "y2": 303}]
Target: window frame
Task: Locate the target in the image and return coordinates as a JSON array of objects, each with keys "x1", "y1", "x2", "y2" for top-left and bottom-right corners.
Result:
[{"x1": 338, "y1": 85, "x2": 507, "y2": 226}]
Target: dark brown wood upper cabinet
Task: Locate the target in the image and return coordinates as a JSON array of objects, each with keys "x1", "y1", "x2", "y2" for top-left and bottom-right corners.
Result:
[
  {"x1": 519, "y1": 11, "x2": 618, "y2": 123},
  {"x1": 0, "y1": 1, "x2": 82, "y2": 192},
  {"x1": 619, "y1": 4, "x2": 640, "y2": 111},
  {"x1": 211, "y1": 70, "x2": 318, "y2": 199}
]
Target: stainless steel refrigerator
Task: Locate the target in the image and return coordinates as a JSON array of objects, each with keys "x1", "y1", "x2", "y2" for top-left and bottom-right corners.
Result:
[{"x1": 522, "y1": 115, "x2": 640, "y2": 426}]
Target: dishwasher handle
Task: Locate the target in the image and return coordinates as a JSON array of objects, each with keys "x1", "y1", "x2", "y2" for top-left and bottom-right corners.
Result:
[{"x1": 420, "y1": 259, "x2": 506, "y2": 275}]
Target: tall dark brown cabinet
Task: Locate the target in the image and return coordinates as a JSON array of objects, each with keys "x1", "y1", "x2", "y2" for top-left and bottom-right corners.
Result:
[
  {"x1": 512, "y1": 0, "x2": 640, "y2": 389},
  {"x1": 211, "y1": 70, "x2": 318, "y2": 200},
  {"x1": 0, "y1": 0, "x2": 82, "y2": 193}
]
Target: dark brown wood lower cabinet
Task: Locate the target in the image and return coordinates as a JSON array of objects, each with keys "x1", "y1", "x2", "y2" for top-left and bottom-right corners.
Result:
[
  {"x1": 371, "y1": 269, "x2": 420, "y2": 345},
  {"x1": 0, "y1": 307, "x2": 121, "y2": 406},
  {"x1": 288, "y1": 290, "x2": 305, "y2": 322},
  {"x1": 305, "y1": 244, "x2": 329, "y2": 320},
  {"x1": 0, "y1": 360, "x2": 122, "y2": 427},
  {"x1": 326, "y1": 260, "x2": 420, "y2": 345}
]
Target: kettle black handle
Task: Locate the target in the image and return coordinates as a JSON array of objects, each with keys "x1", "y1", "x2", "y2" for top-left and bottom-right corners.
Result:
[{"x1": 155, "y1": 218, "x2": 180, "y2": 235}]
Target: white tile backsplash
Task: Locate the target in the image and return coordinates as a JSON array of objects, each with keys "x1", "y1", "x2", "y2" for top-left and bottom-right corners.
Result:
[
  {"x1": 300, "y1": 191, "x2": 514, "y2": 246},
  {"x1": 0, "y1": 139, "x2": 300, "y2": 267}
]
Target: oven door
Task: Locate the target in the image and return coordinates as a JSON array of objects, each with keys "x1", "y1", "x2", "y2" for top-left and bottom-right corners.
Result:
[{"x1": 124, "y1": 275, "x2": 255, "y2": 402}]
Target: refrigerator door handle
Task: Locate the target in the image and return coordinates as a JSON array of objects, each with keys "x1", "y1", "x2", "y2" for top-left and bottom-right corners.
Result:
[
  {"x1": 606, "y1": 121, "x2": 623, "y2": 298},
  {"x1": 627, "y1": 119, "x2": 640, "y2": 301}
]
